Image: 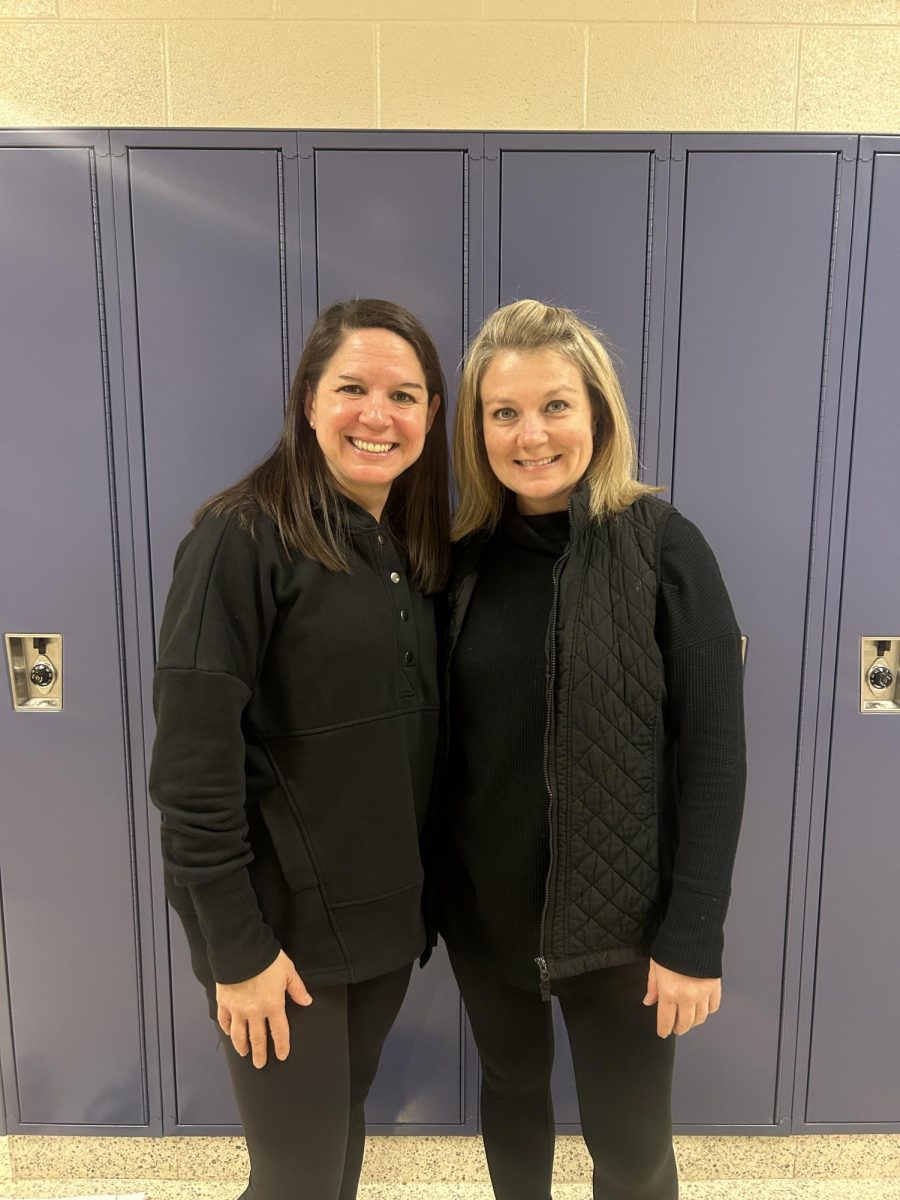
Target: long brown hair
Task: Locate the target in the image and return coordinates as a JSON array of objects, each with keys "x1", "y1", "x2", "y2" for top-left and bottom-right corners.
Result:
[
  {"x1": 195, "y1": 299, "x2": 450, "y2": 593},
  {"x1": 453, "y1": 299, "x2": 662, "y2": 539}
]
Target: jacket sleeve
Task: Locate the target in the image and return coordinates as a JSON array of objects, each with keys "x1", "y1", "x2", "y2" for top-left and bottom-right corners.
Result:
[
  {"x1": 148, "y1": 510, "x2": 282, "y2": 984},
  {"x1": 649, "y1": 511, "x2": 747, "y2": 979}
]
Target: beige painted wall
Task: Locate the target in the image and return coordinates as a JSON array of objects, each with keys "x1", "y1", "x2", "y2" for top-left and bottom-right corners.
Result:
[{"x1": 0, "y1": 0, "x2": 898, "y2": 131}]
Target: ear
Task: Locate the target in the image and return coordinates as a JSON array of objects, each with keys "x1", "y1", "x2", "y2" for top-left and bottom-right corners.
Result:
[
  {"x1": 425, "y1": 393, "x2": 441, "y2": 433},
  {"x1": 303, "y1": 383, "x2": 317, "y2": 428}
]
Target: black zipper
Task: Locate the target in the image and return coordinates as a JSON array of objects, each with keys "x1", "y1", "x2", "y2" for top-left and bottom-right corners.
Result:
[{"x1": 535, "y1": 544, "x2": 569, "y2": 1001}]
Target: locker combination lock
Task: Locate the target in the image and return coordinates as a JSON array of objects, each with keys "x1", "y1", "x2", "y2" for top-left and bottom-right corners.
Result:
[
  {"x1": 860, "y1": 638, "x2": 899, "y2": 714},
  {"x1": 4, "y1": 634, "x2": 63, "y2": 712}
]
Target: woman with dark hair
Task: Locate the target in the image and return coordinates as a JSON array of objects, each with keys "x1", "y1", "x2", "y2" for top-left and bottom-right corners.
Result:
[
  {"x1": 440, "y1": 299, "x2": 746, "y2": 1200},
  {"x1": 149, "y1": 298, "x2": 449, "y2": 1200}
]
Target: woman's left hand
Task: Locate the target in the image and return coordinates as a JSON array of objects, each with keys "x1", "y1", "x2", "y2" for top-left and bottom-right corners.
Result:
[{"x1": 643, "y1": 958, "x2": 721, "y2": 1038}]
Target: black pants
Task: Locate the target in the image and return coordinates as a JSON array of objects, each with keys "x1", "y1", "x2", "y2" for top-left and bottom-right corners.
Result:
[
  {"x1": 450, "y1": 950, "x2": 678, "y2": 1200},
  {"x1": 218, "y1": 963, "x2": 412, "y2": 1200}
]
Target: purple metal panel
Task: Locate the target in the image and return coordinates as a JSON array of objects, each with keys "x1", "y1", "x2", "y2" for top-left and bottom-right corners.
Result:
[
  {"x1": 489, "y1": 143, "x2": 669, "y2": 467},
  {"x1": 804, "y1": 147, "x2": 900, "y2": 1125},
  {"x1": 126, "y1": 146, "x2": 293, "y2": 628},
  {"x1": 301, "y1": 136, "x2": 481, "y2": 1130},
  {"x1": 0, "y1": 139, "x2": 146, "y2": 1126},
  {"x1": 660, "y1": 142, "x2": 855, "y2": 1127},
  {"x1": 112, "y1": 138, "x2": 301, "y2": 1132}
]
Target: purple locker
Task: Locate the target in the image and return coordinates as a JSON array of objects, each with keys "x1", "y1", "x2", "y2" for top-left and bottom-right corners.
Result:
[
  {"x1": 0, "y1": 133, "x2": 154, "y2": 1130},
  {"x1": 112, "y1": 132, "x2": 302, "y2": 1131},
  {"x1": 660, "y1": 137, "x2": 857, "y2": 1128},
  {"x1": 799, "y1": 142, "x2": 900, "y2": 1128}
]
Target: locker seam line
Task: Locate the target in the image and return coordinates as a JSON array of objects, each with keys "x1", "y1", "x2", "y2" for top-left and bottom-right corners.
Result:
[
  {"x1": 638, "y1": 151, "x2": 654, "y2": 479},
  {"x1": 0, "y1": 883, "x2": 23, "y2": 1128},
  {"x1": 109, "y1": 137, "x2": 168, "y2": 1132},
  {"x1": 784, "y1": 150, "x2": 842, "y2": 1127},
  {"x1": 276, "y1": 151, "x2": 290, "y2": 411},
  {"x1": 462, "y1": 149, "x2": 469, "y2": 376},
  {"x1": 89, "y1": 142, "x2": 151, "y2": 1127},
  {"x1": 669, "y1": 149, "x2": 689, "y2": 501},
  {"x1": 802, "y1": 151, "x2": 873, "y2": 1127}
]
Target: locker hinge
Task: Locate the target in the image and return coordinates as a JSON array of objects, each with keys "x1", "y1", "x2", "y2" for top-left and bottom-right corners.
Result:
[
  {"x1": 654, "y1": 150, "x2": 669, "y2": 163},
  {"x1": 858, "y1": 148, "x2": 874, "y2": 163},
  {"x1": 839, "y1": 147, "x2": 857, "y2": 163}
]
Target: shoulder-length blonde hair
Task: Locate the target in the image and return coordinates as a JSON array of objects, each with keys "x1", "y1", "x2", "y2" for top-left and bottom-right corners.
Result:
[
  {"x1": 195, "y1": 298, "x2": 450, "y2": 593},
  {"x1": 452, "y1": 299, "x2": 662, "y2": 539}
]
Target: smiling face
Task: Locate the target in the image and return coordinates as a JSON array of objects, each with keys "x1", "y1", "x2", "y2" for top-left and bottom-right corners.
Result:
[
  {"x1": 480, "y1": 348, "x2": 597, "y2": 515},
  {"x1": 305, "y1": 327, "x2": 440, "y2": 520}
]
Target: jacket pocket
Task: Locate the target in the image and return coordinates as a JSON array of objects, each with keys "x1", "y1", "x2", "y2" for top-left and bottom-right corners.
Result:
[{"x1": 255, "y1": 788, "x2": 319, "y2": 893}]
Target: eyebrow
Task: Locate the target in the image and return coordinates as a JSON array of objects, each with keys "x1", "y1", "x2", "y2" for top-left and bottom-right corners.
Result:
[
  {"x1": 486, "y1": 385, "x2": 580, "y2": 404},
  {"x1": 337, "y1": 374, "x2": 425, "y2": 391}
]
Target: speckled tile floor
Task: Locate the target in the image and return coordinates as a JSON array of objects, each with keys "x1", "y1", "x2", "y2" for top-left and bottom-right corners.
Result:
[
  {"x1": 1, "y1": 1131, "x2": 898, "y2": 1198},
  {"x1": 0, "y1": 1185, "x2": 900, "y2": 1199}
]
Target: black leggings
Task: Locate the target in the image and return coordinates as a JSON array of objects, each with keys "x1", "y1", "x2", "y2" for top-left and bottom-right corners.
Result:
[
  {"x1": 217, "y1": 963, "x2": 412, "y2": 1200},
  {"x1": 450, "y1": 950, "x2": 678, "y2": 1200}
]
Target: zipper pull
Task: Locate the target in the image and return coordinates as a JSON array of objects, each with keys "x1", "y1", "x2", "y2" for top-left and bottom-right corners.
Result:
[{"x1": 535, "y1": 956, "x2": 552, "y2": 1002}]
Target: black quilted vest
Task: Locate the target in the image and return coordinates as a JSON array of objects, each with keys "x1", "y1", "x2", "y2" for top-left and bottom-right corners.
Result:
[{"x1": 447, "y1": 489, "x2": 675, "y2": 994}]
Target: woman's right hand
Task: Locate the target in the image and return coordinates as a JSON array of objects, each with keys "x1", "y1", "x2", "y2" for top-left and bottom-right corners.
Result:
[{"x1": 216, "y1": 949, "x2": 313, "y2": 1068}]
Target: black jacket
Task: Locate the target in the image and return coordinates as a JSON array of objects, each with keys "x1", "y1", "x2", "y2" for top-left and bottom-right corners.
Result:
[
  {"x1": 149, "y1": 504, "x2": 440, "y2": 1000},
  {"x1": 443, "y1": 490, "x2": 746, "y2": 995}
]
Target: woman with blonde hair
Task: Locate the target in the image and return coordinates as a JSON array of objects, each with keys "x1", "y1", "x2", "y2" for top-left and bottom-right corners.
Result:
[{"x1": 437, "y1": 299, "x2": 746, "y2": 1199}]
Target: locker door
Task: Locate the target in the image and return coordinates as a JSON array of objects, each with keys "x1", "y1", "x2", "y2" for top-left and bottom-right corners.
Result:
[
  {"x1": 485, "y1": 134, "x2": 670, "y2": 1127},
  {"x1": 112, "y1": 131, "x2": 302, "y2": 1130},
  {"x1": 0, "y1": 134, "x2": 152, "y2": 1129},
  {"x1": 802, "y1": 142, "x2": 900, "y2": 1127},
  {"x1": 301, "y1": 133, "x2": 483, "y2": 1130},
  {"x1": 659, "y1": 137, "x2": 857, "y2": 1127}
]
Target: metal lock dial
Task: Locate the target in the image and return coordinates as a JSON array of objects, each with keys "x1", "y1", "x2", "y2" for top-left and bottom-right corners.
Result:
[
  {"x1": 868, "y1": 663, "x2": 893, "y2": 692},
  {"x1": 30, "y1": 659, "x2": 55, "y2": 688}
]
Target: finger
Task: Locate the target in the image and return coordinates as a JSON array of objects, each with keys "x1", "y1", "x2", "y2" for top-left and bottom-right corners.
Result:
[
  {"x1": 657, "y1": 997, "x2": 677, "y2": 1038},
  {"x1": 709, "y1": 984, "x2": 722, "y2": 1015},
  {"x1": 286, "y1": 969, "x2": 313, "y2": 1008},
  {"x1": 692, "y1": 1001, "x2": 710, "y2": 1029},
  {"x1": 268, "y1": 1010, "x2": 291, "y2": 1062},
  {"x1": 249, "y1": 1018, "x2": 269, "y2": 1070},
  {"x1": 217, "y1": 1006, "x2": 232, "y2": 1037},
  {"x1": 231, "y1": 1018, "x2": 250, "y2": 1059},
  {"x1": 674, "y1": 1003, "x2": 696, "y2": 1036},
  {"x1": 643, "y1": 961, "x2": 658, "y2": 1006}
]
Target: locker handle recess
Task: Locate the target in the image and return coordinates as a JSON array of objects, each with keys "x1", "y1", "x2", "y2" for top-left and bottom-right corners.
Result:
[
  {"x1": 5, "y1": 633, "x2": 63, "y2": 712},
  {"x1": 860, "y1": 637, "x2": 899, "y2": 714}
]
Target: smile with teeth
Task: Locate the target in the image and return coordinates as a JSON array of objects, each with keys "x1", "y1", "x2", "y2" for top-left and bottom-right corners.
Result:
[
  {"x1": 349, "y1": 437, "x2": 398, "y2": 455},
  {"x1": 515, "y1": 454, "x2": 560, "y2": 470}
]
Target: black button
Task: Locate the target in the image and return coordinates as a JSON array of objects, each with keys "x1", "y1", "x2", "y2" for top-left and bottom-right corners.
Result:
[
  {"x1": 400, "y1": 609, "x2": 409, "y2": 621},
  {"x1": 403, "y1": 651, "x2": 414, "y2": 665},
  {"x1": 377, "y1": 534, "x2": 386, "y2": 545}
]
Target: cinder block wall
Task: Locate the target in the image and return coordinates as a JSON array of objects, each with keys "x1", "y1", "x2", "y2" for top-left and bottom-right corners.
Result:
[{"x1": 0, "y1": 0, "x2": 898, "y2": 131}]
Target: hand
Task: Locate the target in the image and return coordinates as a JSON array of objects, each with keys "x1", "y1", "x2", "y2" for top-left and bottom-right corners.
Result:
[
  {"x1": 643, "y1": 957, "x2": 721, "y2": 1038},
  {"x1": 216, "y1": 950, "x2": 312, "y2": 1068}
]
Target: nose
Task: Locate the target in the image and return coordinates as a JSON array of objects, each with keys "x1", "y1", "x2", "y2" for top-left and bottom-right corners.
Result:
[
  {"x1": 359, "y1": 392, "x2": 391, "y2": 429},
  {"x1": 518, "y1": 415, "x2": 549, "y2": 450}
]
